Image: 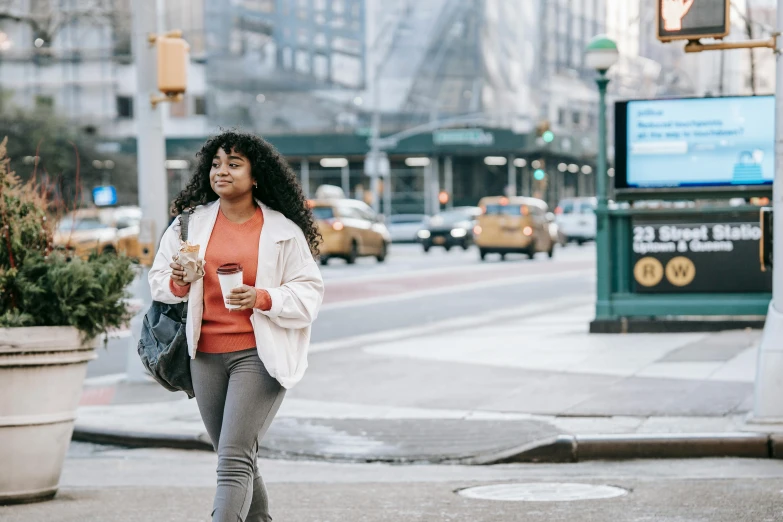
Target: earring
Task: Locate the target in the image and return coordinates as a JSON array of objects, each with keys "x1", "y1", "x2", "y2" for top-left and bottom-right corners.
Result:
[{"x1": 253, "y1": 182, "x2": 258, "y2": 188}]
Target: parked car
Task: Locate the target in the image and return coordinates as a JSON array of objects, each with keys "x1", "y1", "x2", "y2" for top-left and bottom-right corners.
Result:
[
  {"x1": 53, "y1": 206, "x2": 142, "y2": 259},
  {"x1": 310, "y1": 198, "x2": 391, "y2": 265},
  {"x1": 387, "y1": 214, "x2": 429, "y2": 243},
  {"x1": 417, "y1": 206, "x2": 481, "y2": 252},
  {"x1": 555, "y1": 197, "x2": 596, "y2": 244},
  {"x1": 474, "y1": 196, "x2": 555, "y2": 261}
]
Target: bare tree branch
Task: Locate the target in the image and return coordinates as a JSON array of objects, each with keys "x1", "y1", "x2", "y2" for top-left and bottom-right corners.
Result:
[{"x1": 0, "y1": 0, "x2": 117, "y2": 44}]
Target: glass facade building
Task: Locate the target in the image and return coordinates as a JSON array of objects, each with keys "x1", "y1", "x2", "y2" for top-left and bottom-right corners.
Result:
[{"x1": 0, "y1": 0, "x2": 610, "y2": 212}]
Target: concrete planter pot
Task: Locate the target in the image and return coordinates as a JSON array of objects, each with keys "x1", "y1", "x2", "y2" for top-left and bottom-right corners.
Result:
[{"x1": 0, "y1": 327, "x2": 96, "y2": 505}]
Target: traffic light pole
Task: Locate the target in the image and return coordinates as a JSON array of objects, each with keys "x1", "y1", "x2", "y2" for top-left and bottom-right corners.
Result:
[
  {"x1": 126, "y1": 0, "x2": 169, "y2": 382},
  {"x1": 751, "y1": 0, "x2": 783, "y2": 424}
]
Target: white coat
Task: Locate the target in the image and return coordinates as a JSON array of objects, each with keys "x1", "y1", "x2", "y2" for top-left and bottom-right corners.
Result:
[{"x1": 148, "y1": 200, "x2": 325, "y2": 389}]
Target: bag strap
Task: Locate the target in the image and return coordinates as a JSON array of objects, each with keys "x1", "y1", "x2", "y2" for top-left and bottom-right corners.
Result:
[
  {"x1": 179, "y1": 208, "x2": 194, "y2": 242},
  {"x1": 177, "y1": 208, "x2": 195, "y2": 322}
]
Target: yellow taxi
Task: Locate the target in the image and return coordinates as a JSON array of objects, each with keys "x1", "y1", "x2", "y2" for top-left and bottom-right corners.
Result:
[
  {"x1": 53, "y1": 206, "x2": 142, "y2": 260},
  {"x1": 310, "y1": 198, "x2": 391, "y2": 265},
  {"x1": 474, "y1": 196, "x2": 556, "y2": 261}
]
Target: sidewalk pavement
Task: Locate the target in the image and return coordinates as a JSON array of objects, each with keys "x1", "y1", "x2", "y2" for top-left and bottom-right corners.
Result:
[{"x1": 74, "y1": 299, "x2": 778, "y2": 463}]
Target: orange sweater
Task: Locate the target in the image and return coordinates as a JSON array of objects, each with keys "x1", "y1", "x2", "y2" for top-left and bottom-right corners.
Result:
[{"x1": 169, "y1": 206, "x2": 272, "y2": 353}]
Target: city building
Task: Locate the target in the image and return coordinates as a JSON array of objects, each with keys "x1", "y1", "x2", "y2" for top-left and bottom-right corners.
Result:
[{"x1": 0, "y1": 0, "x2": 613, "y2": 213}]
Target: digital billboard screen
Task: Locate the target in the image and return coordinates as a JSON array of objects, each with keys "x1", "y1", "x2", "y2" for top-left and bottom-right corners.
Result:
[{"x1": 615, "y1": 96, "x2": 774, "y2": 192}]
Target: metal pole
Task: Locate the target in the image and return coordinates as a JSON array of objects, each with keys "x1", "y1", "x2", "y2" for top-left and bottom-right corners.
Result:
[
  {"x1": 507, "y1": 155, "x2": 516, "y2": 197},
  {"x1": 431, "y1": 156, "x2": 440, "y2": 214},
  {"x1": 301, "y1": 159, "x2": 310, "y2": 198},
  {"x1": 341, "y1": 164, "x2": 350, "y2": 197},
  {"x1": 369, "y1": 113, "x2": 380, "y2": 213},
  {"x1": 594, "y1": 71, "x2": 611, "y2": 320},
  {"x1": 383, "y1": 166, "x2": 392, "y2": 220},
  {"x1": 751, "y1": 0, "x2": 783, "y2": 423},
  {"x1": 423, "y1": 161, "x2": 432, "y2": 216},
  {"x1": 127, "y1": 0, "x2": 167, "y2": 382},
  {"x1": 444, "y1": 156, "x2": 454, "y2": 209}
]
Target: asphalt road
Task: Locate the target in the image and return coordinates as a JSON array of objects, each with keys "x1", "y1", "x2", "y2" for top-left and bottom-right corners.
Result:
[
  {"x1": 87, "y1": 243, "x2": 595, "y2": 378},
  {"x1": 2, "y1": 443, "x2": 781, "y2": 522}
]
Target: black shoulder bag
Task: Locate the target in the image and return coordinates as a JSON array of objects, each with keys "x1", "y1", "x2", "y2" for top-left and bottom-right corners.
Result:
[{"x1": 137, "y1": 209, "x2": 195, "y2": 398}]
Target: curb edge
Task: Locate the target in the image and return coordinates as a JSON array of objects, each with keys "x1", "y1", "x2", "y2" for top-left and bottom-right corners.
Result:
[{"x1": 72, "y1": 428, "x2": 781, "y2": 465}]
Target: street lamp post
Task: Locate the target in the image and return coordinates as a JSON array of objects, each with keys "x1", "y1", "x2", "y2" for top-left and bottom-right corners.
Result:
[{"x1": 585, "y1": 35, "x2": 619, "y2": 320}]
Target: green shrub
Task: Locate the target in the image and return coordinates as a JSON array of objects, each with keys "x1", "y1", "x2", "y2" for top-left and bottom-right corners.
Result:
[{"x1": 0, "y1": 137, "x2": 135, "y2": 342}]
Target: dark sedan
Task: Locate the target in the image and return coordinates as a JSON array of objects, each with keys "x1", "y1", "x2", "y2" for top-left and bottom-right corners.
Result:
[{"x1": 417, "y1": 207, "x2": 481, "y2": 252}]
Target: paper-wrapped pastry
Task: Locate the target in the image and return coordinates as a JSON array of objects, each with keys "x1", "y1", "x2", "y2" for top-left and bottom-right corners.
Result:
[{"x1": 173, "y1": 241, "x2": 205, "y2": 283}]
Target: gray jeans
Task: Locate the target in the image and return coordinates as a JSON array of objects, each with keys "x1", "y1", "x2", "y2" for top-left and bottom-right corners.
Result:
[{"x1": 191, "y1": 348, "x2": 285, "y2": 522}]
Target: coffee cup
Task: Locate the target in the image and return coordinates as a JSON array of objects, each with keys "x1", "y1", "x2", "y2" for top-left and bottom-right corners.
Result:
[{"x1": 217, "y1": 263, "x2": 244, "y2": 310}]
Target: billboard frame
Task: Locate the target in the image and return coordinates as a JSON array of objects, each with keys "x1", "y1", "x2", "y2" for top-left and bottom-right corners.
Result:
[
  {"x1": 656, "y1": 0, "x2": 731, "y2": 43},
  {"x1": 614, "y1": 95, "x2": 774, "y2": 201}
]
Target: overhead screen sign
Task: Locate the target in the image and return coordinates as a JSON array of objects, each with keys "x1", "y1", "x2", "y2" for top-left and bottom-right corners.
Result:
[
  {"x1": 657, "y1": 0, "x2": 730, "y2": 41},
  {"x1": 615, "y1": 96, "x2": 774, "y2": 191}
]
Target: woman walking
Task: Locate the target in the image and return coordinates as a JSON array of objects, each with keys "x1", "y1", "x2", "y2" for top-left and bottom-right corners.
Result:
[{"x1": 149, "y1": 131, "x2": 324, "y2": 521}]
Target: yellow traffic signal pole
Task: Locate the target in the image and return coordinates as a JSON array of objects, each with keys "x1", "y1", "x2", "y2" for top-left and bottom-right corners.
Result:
[
  {"x1": 126, "y1": 0, "x2": 189, "y2": 382},
  {"x1": 683, "y1": 34, "x2": 778, "y2": 53}
]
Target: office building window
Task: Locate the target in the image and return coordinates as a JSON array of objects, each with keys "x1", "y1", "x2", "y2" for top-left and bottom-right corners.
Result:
[
  {"x1": 194, "y1": 96, "x2": 207, "y2": 116},
  {"x1": 117, "y1": 96, "x2": 133, "y2": 118},
  {"x1": 170, "y1": 97, "x2": 187, "y2": 118},
  {"x1": 243, "y1": 0, "x2": 275, "y2": 12}
]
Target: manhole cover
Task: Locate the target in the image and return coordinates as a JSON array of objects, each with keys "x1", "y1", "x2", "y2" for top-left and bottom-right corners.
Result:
[{"x1": 458, "y1": 483, "x2": 629, "y2": 502}]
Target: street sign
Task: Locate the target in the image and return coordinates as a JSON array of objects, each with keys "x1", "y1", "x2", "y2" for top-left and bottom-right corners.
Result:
[
  {"x1": 656, "y1": 0, "x2": 730, "y2": 42},
  {"x1": 92, "y1": 186, "x2": 117, "y2": 207},
  {"x1": 632, "y1": 215, "x2": 770, "y2": 293},
  {"x1": 433, "y1": 128, "x2": 494, "y2": 146},
  {"x1": 367, "y1": 137, "x2": 398, "y2": 149}
]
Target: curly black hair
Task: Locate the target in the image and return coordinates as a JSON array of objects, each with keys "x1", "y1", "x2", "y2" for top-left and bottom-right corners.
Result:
[{"x1": 171, "y1": 130, "x2": 321, "y2": 257}]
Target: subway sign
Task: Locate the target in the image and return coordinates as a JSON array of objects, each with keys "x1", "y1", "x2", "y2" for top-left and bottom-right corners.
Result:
[
  {"x1": 632, "y1": 214, "x2": 771, "y2": 293},
  {"x1": 657, "y1": 0, "x2": 730, "y2": 42}
]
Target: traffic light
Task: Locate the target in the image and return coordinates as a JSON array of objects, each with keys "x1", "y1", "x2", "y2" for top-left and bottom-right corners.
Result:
[
  {"x1": 150, "y1": 31, "x2": 190, "y2": 107},
  {"x1": 536, "y1": 120, "x2": 554, "y2": 145},
  {"x1": 656, "y1": 0, "x2": 729, "y2": 42},
  {"x1": 534, "y1": 169, "x2": 546, "y2": 181},
  {"x1": 157, "y1": 34, "x2": 189, "y2": 95}
]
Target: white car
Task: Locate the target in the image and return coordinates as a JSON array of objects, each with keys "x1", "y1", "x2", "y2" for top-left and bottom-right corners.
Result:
[
  {"x1": 387, "y1": 214, "x2": 429, "y2": 243},
  {"x1": 555, "y1": 197, "x2": 596, "y2": 244}
]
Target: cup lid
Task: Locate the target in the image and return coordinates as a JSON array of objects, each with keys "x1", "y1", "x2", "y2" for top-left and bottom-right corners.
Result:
[{"x1": 217, "y1": 263, "x2": 243, "y2": 275}]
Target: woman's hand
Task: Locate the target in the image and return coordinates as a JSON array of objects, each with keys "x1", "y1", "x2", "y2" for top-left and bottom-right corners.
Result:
[
  {"x1": 226, "y1": 285, "x2": 257, "y2": 310},
  {"x1": 170, "y1": 262, "x2": 189, "y2": 287}
]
